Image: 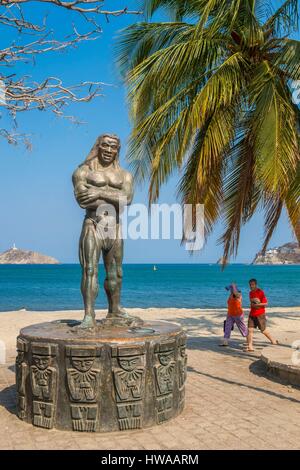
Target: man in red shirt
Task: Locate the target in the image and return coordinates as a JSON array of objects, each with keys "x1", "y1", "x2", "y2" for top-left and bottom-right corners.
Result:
[{"x1": 246, "y1": 278, "x2": 278, "y2": 352}]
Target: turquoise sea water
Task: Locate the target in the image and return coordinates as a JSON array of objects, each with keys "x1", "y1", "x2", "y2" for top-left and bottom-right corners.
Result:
[{"x1": 0, "y1": 264, "x2": 299, "y2": 311}]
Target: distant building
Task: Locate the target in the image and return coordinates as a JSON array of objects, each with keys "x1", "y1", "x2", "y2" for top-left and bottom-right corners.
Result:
[{"x1": 253, "y1": 242, "x2": 300, "y2": 265}]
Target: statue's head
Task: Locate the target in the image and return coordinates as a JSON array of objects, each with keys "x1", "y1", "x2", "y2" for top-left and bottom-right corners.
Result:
[
  {"x1": 118, "y1": 356, "x2": 140, "y2": 372},
  {"x1": 33, "y1": 355, "x2": 50, "y2": 370},
  {"x1": 71, "y1": 357, "x2": 94, "y2": 372},
  {"x1": 84, "y1": 133, "x2": 121, "y2": 169},
  {"x1": 98, "y1": 134, "x2": 120, "y2": 166},
  {"x1": 158, "y1": 352, "x2": 173, "y2": 366}
]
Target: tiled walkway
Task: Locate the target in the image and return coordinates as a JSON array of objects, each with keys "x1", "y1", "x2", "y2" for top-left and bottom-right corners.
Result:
[{"x1": 1, "y1": 308, "x2": 300, "y2": 449}]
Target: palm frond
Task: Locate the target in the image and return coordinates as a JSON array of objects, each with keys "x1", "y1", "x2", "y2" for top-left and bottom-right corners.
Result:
[
  {"x1": 127, "y1": 50, "x2": 247, "y2": 197},
  {"x1": 285, "y1": 162, "x2": 300, "y2": 243},
  {"x1": 127, "y1": 77, "x2": 202, "y2": 184},
  {"x1": 186, "y1": 52, "x2": 249, "y2": 127},
  {"x1": 177, "y1": 104, "x2": 237, "y2": 237},
  {"x1": 261, "y1": 195, "x2": 284, "y2": 253},
  {"x1": 193, "y1": 0, "x2": 263, "y2": 44},
  {"x1": 271, "y1": 38, "x2": 300, "y2": 80},
  {"x1": 193, "y1": 0, "x2": 229, "y2": 34},
  {"x1": 141, "y1": 0, "x2": 203, "y2": 20},
  {"x1": 115, "y1": 22, "x2": 194, "y2": 77},
  {"x1": 126, "y1": 34, "x2": 227, "y2": 124},
  {"x1": 220, "y1": 123, "x2": 260, "y2": 265},
  {"x1": 250, "y1": 61, "x2": 299, "y2": 195},
  {"x1": 264, "y1": 0, "x2": 299, "y2": 35}
]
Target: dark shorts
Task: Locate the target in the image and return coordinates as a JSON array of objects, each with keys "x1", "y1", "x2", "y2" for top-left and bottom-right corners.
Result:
[{"x1": 248, "y1": 314, "x2": 266, "y2": 332}]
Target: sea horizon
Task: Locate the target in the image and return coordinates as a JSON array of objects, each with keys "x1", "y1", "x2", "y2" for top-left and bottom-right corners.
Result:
[
  {"x1": 1, "y1": 263, "x2": 299, "y2": 312},
  {"x1": 1, "y1": 261, "x2": 298, "y2": 265}
]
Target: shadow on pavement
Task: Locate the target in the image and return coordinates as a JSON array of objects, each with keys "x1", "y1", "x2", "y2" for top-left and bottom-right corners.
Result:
[
  {"x1": 187, "y1": 334, "x2": 264, "y2": 361},
  {"x1": 0, "y1": 384, "x2": 17, "y2": 416},
  {"x1": 188, "y1": 364, "x2": 300, "y2": 404}
]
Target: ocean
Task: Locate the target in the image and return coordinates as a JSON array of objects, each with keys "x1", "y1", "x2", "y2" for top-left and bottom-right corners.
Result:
[{"x1": 0, "y1": 264, "x2": 299, "y2": 311}]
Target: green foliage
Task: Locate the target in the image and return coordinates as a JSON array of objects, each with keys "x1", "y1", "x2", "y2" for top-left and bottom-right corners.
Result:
[{"x1": 116, "y1": 0, "x2": 300, "y2": 263}]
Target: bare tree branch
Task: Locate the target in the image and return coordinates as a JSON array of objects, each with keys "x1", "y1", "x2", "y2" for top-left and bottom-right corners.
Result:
[
  {"x1": 0, "y1": 1, "x2": 142, "y2": 146},
  {"x1": 0, "y1": 27, "x2": 101, "y2": 66},
  {"x1": 1, "y1": 1, "x2": 142, "y2": 16},
  {"x1": 1, "y1": 75, "x2": 105, "y2": 112},
  {"x1": 0, "y1": 128, "x2": 33, "y2": 148}
]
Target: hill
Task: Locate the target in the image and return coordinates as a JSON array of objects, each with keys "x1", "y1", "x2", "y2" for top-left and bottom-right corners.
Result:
[
  {"x1": 0, "y1": 246, "x2": 59, "y2": 264},
  {"x1": 253, "y1": 242, "x2": 300, "y2": 265}
]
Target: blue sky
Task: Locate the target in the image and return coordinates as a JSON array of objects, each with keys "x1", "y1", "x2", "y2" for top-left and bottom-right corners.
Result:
[{"x1": 0, "y1": 1, "x2": 296, "y2": 263}]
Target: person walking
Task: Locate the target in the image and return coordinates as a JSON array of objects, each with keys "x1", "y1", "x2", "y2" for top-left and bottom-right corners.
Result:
[
  {"x1": 246, "y1": 278, "x2": 278, "y2": 352},
  {"x1": 220, "y1": 283, "x2": 248, "y2": 347}
]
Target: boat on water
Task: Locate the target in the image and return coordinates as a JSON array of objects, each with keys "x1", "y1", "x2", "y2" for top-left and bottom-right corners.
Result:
[{"x1": 153, "y1": 265, "x2": 157, "y2": 271}]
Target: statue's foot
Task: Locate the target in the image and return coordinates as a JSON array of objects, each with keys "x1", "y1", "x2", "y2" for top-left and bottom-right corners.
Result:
[
  {"x1": 105, "y1": 309, "x2": 143, "y2": 327},
  {"x1": 78, "y1": 315, "x2": 96, "y2": 329},
  {"x1": 117, "y1": 306, "x2": 127, "y2": 315},
  {"x1": 107, "y1": 309, "x2": 132, "y2": 320}
]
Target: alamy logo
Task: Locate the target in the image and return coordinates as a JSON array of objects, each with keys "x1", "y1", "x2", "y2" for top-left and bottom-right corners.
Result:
[
  {"x1": 291, "y1": 80, "x2": 300, "y2": 105},
  {"x1": 94, "y1": 202, "x2": 205, "y2": 251},
  {"x1": 291, "y1": 340, "x2": 300, "y2": 366},
  {"x1": 0, "y1": 79, "x2": 6, "y2": 105}
]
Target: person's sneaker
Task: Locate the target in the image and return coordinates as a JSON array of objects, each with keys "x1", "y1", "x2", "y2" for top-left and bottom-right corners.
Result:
[{"x1": 219, "y1": 340, "x2": 228, "y2": 347}]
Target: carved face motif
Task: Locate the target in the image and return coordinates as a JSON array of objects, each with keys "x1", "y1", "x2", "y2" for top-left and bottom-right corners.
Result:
[
  {"x1": 158, "y1": 352, "x2": 173, "y2": 366},
  {"x1": 33, "y1": 355, "x2": 50, "y2": 370},
  {"x1": 118, "y1": 356, "x2": 140, "y2": 372},
  {"x1": 180, "y1": 347, "x2": 186, "y2": 358},
  {"x1": 98, "y1": 136, "x2": 120, "y2": 166},
  {"x1": 72, "y1": 357, "x2": 94, "y2": 372}
]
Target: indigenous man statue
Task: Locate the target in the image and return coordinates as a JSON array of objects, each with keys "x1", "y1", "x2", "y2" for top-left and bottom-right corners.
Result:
[{"x1": 72, "y1": 134, "x2": 135, "y2": 328}]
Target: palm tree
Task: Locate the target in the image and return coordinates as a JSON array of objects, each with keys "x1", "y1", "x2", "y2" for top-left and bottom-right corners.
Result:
[{"x1": 116, "y1": 0, "x2": 300, "y2": 263}]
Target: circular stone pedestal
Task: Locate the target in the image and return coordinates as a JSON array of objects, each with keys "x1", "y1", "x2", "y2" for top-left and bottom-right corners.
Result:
[
  {"x1": 261, "y1": 345, "x2": 300, "y2": 386},
  {"x1": 16, "y1": 319, "x2": 187, "y2": 432}
]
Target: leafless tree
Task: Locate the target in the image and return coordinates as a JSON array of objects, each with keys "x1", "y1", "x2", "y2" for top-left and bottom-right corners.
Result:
[{"x1": 0, "y1": 1, "x2": 142, "y2": 146}]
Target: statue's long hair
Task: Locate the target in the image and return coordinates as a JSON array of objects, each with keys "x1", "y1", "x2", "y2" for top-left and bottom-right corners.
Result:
[{"x1": 82, "y1": 134, "x2": 121, "y2": 170}]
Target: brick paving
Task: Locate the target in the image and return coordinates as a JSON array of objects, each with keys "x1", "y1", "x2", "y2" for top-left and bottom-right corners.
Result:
[{"x1": 0, "y1": 308, "x2": 300, "y2": 450}]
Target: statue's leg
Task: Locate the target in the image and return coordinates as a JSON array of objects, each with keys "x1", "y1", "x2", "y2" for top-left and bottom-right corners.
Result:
[
  {"x1": 79, "y1": 219, "x2": 101, "y2": 328},
  {"x1": 103, "y1": 233, "x2": 123, "y2": 316}
]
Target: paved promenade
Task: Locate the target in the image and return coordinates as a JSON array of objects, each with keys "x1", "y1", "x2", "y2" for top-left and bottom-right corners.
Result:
[{"x1": 1, "y1": 307, "x2": 300, "y2": 450}]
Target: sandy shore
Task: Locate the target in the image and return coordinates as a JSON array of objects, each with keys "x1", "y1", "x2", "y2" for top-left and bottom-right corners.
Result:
[{"x1": 1, "y1": 306, "x2": 300, "y2": 355}]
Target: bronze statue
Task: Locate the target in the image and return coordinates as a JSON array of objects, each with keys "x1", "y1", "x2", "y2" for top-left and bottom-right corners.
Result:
[{"x1": 72, "y1": 134, "x2": 134, "y2": 328}]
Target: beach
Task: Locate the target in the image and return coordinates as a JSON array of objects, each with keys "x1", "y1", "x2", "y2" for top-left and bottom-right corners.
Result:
[
  {"x1": 1, "y1": 306, "x2": 300, "y2": 353},
  {"x1": 2, "y1": 306, "x2": 300, "y2": 357},
  {"x1": 1, "y1": 306, "x2": 300, "y2": 449}
]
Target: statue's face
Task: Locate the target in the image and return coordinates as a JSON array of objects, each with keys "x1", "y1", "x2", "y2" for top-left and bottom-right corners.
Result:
[
  {"x1": 158, "y1": 353, "x2": 172, "y2": 366},
  {"x1": 98, "y1": 136, "x2": 120, "y2": 166},
  {"x1": 33, "y1": 355, "x2": 50, "y2": 370},
  {"x1": 72, "y1": 357, "x2": 94, "y2": 372},
  {"x1": 118, "y1": 356, "x2": 139, "y2": 372}
]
